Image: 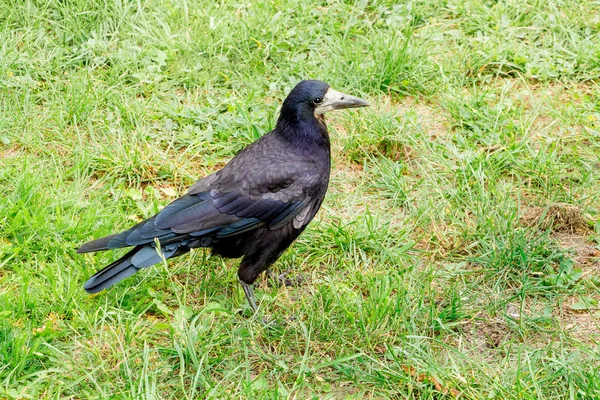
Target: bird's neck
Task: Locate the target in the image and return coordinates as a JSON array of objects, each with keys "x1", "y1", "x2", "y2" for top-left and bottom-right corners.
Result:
[{"x1": 275, "y1": 115, "x2": 331, "y2": 155}]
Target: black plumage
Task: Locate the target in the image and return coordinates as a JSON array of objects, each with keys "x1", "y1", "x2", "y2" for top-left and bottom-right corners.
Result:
[{"x1": 78, "y1": 80, "x2": 368, "y2": 312}]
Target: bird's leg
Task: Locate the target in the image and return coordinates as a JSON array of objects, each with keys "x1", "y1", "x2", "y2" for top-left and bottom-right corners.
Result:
[{"x1": 239, "y1": 279, "x2": 258, "y2": 314}]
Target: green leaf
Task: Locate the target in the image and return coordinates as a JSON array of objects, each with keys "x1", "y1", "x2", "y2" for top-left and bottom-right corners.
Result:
[
  {"x1": 251, "y1": 376, "x2": 269, "y2": 391},
  {"x1": 570, "y1": 297, "x2": 599, "y2": 311},
  {"x1": 154, "y1": 299, "x2": 172, "y2": 315},
  {"x1": 570, "y1": 301, "x2": 591, "y2": 310},
  {"x1": 175, "y1": 305, "x2": 193, "y2": 320}
]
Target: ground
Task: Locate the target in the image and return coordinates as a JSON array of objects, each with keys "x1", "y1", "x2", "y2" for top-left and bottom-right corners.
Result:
[{"x1": 1, "y1": 0, "x2": 599, "y2": 398}]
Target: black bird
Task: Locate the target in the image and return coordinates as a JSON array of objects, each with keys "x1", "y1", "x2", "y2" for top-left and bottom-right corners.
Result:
[{"x1": 78, "y1": 80, "x2": 369, "y2": 312}]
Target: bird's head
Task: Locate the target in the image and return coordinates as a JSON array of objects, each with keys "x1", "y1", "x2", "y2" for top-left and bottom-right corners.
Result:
[{"x1": 279, "y1": 80, "x2": 369, "y2": 124}]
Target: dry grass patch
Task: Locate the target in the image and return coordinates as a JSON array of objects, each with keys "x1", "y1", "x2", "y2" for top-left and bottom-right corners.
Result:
[
  {"x1": 459, "y1": 316, "x2": 515, "y2": 352},
  {"x1": 555, "y1": 233, "x2": 600, "y2": 275},
  {"x1": 521, "y1": 203, "x2": 592, "y2": 234},
  {"x1": 559, "y1": 298, "x2": 600, "y2": 341}
]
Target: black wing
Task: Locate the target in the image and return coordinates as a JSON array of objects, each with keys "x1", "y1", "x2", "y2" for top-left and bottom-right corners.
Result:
[{"x1": 77, "y1": 139, "x2": 323, "y2": 254}]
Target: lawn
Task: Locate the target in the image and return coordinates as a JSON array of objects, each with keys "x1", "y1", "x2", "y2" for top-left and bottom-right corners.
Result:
[{"x1": 1, "y1": 0, "x2": 600, "y2": 398}]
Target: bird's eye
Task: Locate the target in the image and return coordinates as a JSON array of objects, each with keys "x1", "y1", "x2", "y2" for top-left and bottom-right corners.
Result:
[{"x1": 313, "y1": 97, "x2": 322, "y2": 105}]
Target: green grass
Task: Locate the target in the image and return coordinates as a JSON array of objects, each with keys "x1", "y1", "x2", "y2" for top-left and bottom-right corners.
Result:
[{"x1": 1, "y1": 0, "x2": 600, "y2": 398}]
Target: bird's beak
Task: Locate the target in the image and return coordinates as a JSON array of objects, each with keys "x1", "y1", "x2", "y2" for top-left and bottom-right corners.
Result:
[{"x1": 315, "y1": 88, "x2": 370, "y2": 115}]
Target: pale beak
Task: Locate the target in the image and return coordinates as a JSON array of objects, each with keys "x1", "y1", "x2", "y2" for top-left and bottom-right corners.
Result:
[{"x1": 314, "y1": 88, "x2": 370, "y2": 115}]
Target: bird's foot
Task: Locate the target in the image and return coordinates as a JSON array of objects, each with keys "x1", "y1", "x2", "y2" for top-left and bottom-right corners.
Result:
[
  {"x1": 266, "y1": 269, "x2": 308, "y2": 288},
  {"x1": 238, "y1": 280, "x2": 275, "y2": 326}
]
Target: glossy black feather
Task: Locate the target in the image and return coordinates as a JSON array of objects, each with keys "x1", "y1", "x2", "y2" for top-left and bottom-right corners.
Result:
[{"x1": 79, "y1": 80, "x2": 336, "y2": 295}]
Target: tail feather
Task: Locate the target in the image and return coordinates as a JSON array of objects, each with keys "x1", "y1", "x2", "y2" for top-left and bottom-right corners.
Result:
[
  {"x1": 84, "y1": 246, "x2": 142, "y2": 293},
  {"x1": 83, "y1": 245, "x2": 179, "y2": 293},
  {"x1": 77, "y1": 217, "x2": 174, "y2": 253},
  {"x1": 85, "y1": 263, "x2": 139, "y2": 294},
  {"x1": 130, "y1": 245, "x2": 178, "y2": 269},
  {"x1": 77, "y1": 234, "x2": 120, "y2": 254}
]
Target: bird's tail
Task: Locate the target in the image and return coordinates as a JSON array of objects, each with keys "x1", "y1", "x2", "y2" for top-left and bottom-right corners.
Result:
[
  {"x1": 77, "y1": 234, "x2": 119, "y2": 254},
  {"x1": 83, "y1": 244, "x2": 180, "y2": 293}
]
